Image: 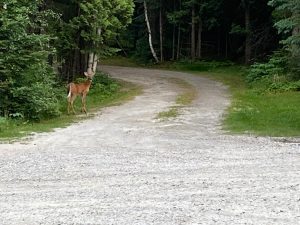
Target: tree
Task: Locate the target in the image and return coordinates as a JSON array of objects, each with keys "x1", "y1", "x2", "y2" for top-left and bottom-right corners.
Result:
[
  {"x1": 269, "y1": 0, "x2": 300, "y2": 77},
  {"x1": 79, "y1": 0, "x2": 134, "y2": 72},
  {"x1": 143, "y1": 0, "x2": 159, "y2": 63},
  {"x1": 167, "y1": 0, "x2": 186, "y2": 60},
  {"x1": 242, "y1": 0, "x2": 252, "y2": 64},
  {"x1": 0, "y1": 0, "x2": 60, "y2": 120},
  {"x1": 52, "y1": 0, "x2": 134, "y2": 80},
  {"x1": 121, "y1": 0, "x2": 280, "y2": 63}
]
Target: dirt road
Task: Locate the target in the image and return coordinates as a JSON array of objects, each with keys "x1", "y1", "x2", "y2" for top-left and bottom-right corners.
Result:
[{"x1": 0, "y1": 66, "x2": 299, "y2": 225}]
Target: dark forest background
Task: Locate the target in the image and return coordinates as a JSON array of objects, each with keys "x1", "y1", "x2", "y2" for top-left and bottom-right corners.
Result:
[{"x1": 122, "y1": 0, "x2": 278, "y2": 64}]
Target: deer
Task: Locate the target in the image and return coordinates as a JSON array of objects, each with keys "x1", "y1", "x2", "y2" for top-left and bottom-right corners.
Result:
[{"x1": 67, "y1": 68, "x2": 95, "y2": 115}]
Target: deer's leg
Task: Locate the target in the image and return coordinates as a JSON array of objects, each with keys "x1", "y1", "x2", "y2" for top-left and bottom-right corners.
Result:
[
  {"x1": 67, "y1": 96, "x2": 72, "y2": 114},
  {"x1": 69, "y1": 94, "x2": 77, "y2": 114},
  {"x1": 67, "y1": 101, "x2": 71, "y2": 114},
  {"x1": 81, "y1": 94, "x2": 87, "y2": 115}
]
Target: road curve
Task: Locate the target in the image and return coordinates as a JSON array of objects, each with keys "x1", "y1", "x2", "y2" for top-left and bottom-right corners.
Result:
[{"x1": 0, "y1": 66, "x2": 299, "y2": 225}]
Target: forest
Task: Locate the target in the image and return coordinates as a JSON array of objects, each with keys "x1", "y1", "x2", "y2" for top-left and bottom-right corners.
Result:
[{"x1": 0, "y1": 0, "x2": 299, "y2": 132}]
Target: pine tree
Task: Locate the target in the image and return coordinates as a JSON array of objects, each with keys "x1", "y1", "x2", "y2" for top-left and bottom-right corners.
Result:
[{"x1": 269, "y1": 0, "x2": 300, "y2": 77}]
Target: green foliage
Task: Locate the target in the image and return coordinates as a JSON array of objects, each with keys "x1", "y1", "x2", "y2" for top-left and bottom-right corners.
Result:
[
  {"x1": 248, "y1": 50, "x2": 300, "y2": 92},
  {"x1": 247, "y1": 51, "x2": 286, "y2": 82},
  {"x1": 89, "y1": 72, "x2": 120, "y2": 97},
  {"x1": 230, "y1": 24, "x2": 247, "y2": 35},
  {"x1": 268, "y1": 0, "x2": 300, "y2": 78},
  {"x1": 0, "y1": 0, "x2": 135, "y2": 121},
  {"x1": 58, "y1": 0, "x2": 134, "y2": 57},
  {"x1": 0, "y1": 117, "x2": 8, "y2": 133},
  {"x1": 0, "y1": 0, "x2": 61, "y2": 121},
  {"x1": 133, "y1": 37, "x2": 153, "y2": 63}
]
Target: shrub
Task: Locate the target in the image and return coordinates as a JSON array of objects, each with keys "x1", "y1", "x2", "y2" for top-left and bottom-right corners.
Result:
[
  {"x1": 0, "y1": 117, "x2": 8, "y2": 133},
  {"x1": 0, "y1": 1, "x2": 61, "y2": 121},
  {"x1": 89, "y1": 72, "x2": 120, "y2": 97},
  {"x1": 247, "y1": 51, "x2": 287, "y2": 83},
  {"x1": 247, "y1": 51, "x2": 300, "y2": 92}
]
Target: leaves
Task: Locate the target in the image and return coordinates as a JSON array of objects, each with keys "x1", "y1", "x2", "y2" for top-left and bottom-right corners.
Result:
[{"x1": 0, "y1": 0, "x2": 60, "y2": 120}]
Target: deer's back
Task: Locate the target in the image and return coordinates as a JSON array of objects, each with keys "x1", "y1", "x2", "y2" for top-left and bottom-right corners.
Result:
[{"x1": 69, "y1": 81, "x2": 91, "y2": 95}]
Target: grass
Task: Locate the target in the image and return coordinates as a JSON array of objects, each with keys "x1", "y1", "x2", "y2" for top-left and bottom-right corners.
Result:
[
  {"x1": 156, "y1": 77, "x2": 197, "y2": 120},
  {"x1": 103, "y1": 57, "x2": 300, "y2": 137},
  {"x1": 225, "y1": 91, "x2": 300, "y2": 136},
  {"x1": 0, "y1": 79, "x2": 142, "y2": 141},
  {"x1": 157, "y1": 107, "x2": 179, "y2": 119}
]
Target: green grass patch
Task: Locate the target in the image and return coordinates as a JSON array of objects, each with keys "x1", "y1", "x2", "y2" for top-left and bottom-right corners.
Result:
[
  {"x1": 0, "y1": 78, "x2": 142, "y2": 141},
  {"x1": 225, "y1": 91, "x2": 300, "y2": 136},
  {"x1": 156, "y1": 77, "x2": 197, "y2": 120},
  {"x1": 157, "y1": 107, "x2": 179, "y2": 119}
]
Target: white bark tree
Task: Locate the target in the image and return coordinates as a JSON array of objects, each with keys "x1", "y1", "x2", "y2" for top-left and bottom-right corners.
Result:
[{"x1": 144, "y1": 0, "x2": 159, "y2": 63}]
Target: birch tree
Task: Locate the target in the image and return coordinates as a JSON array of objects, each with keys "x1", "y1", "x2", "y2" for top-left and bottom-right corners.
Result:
[{"x1": 144, "y1": 0, "x2": 159, "y2": 63}]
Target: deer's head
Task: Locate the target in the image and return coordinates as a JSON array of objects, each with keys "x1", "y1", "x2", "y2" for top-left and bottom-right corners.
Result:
[{"x1": 84, "y1": 68, "x2": 95, "y2": 80}]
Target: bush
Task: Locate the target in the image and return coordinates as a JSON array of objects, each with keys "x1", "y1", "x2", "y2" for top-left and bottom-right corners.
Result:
[
  {"x1": 12, "y1": 83, "x2": 61, "y2": 121},
  {"x1": 247, "y1": 51, "x2": 299, "y2": 92},
  {"x1": 268, "y1": 80, "x2": 300, "y2": 92},
  {"x1": 247, "y1": 51, "x2": 286, "y2": 83},
  {"x1": 0, "y1": 117, "x2": 8, "y2": 133},
  {"x1": 89, "y1": 72, "x2": 120, "y2": 97},
  {"x1": 0, "y1": 1, "x2": 61, "y2": 121}
]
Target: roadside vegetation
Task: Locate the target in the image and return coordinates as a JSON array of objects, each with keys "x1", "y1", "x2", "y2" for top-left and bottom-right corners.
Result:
[{"x1": 0, "y1": 73, "x2": 142, "y2": 140}]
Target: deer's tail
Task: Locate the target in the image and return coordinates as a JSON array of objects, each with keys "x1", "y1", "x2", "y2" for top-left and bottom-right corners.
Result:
[{"x1": 67, "y1": 84, "x2": 72, "y2": 98}]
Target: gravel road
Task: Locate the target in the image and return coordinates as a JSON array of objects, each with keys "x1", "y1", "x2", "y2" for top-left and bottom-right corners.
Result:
[{"x1": 0, "y1": 66, "x2": 299, "y2": 225}]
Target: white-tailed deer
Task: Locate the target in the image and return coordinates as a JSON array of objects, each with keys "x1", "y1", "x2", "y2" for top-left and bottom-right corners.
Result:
[{"x1": 67, "y1": 68, "x2": 95, "y2": 115}]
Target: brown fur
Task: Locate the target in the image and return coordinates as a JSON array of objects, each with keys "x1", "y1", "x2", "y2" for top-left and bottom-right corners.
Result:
[{"x1": 67, "y1": 70, "x2": 95, "y2": 115}]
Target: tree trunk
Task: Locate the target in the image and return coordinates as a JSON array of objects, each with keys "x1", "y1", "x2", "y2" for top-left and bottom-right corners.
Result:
[
  {"x1": 225, "y1": 33, "x2": 228, "y2": 59},
  {"x1": 245, "y1": 3, "x2": 251, "y2": 65},
  {"x1": 176, "y1": 25, "x2": 181, "y2": 60},
  {"x1": 159, "y1": 0, "x2": 163, "y2": 62},
  {"x1": 87, "y1": 52, "x2": 94, "y2": 71},
  {"x1": 87, "y1": 28, "x2": 101, "y2": 73},
  {"x1": 196, "y1": 18, "x2": 202, "y2": 59},
  {"x1": 144, "y1": 0, "x2": 159, "y2": 63},
  {"x1": 191, "y1": 4, "x2": 196, "y2": 61},
  {"x1": 92, "y1": 54, "x2": 98, "y2": 72},
  {"x1": 171, "y1": 0, "x2": 176, "y2": 60},
  {"x1": 171, "y1": 25, "x2": 176, "y2": 60},
  {"x1": 292, "y1": 24, "x2": 300, "y2": 57}
]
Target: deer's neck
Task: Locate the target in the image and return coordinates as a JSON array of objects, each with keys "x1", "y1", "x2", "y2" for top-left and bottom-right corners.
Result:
[{"x1": 85, "y1": 79, "x2": 92, "y2": 86}]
